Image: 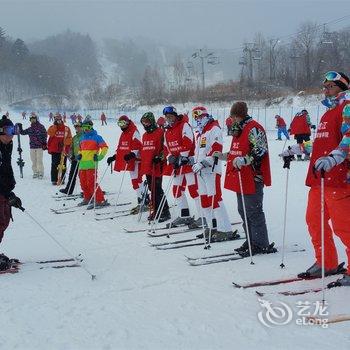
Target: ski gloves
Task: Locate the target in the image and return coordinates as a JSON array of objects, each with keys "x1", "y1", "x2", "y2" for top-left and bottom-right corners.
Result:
[
  {"x1": 124, "y1": 152, "x2": 136, "y2": 162},
  {"x1": 106, "y1": 154, "x2": 116, "y2": 165},
  {"x1": 8, "y1": 192, "x2": 22, "y2": 210},
  {"x1": 314, "y1": 150, "x2": 345, "y2": 172},
  {"x1": 232, "y1": 156, "x2": 251, "y2": 170},
  {"x1": 167, "y1": 155, "x2": 192, "y2": 169}
]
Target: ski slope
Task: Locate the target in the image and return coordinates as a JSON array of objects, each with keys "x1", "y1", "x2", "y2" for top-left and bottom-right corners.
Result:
[{"x1": 1, "y1": 108, "x2": 349, "y2": 350}]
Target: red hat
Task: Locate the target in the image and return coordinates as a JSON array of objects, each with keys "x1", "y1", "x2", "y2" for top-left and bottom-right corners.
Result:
[{"x1": 118, "y1": 115, "x2": 130, "y2": 122}]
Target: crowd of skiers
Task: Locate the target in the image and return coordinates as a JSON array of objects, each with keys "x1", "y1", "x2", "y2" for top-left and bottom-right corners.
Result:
[{"x1": 0, "y1": 70, "x2": 350, "y2": 288}]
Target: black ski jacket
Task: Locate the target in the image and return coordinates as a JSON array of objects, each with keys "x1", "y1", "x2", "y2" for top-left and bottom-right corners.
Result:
[{"x1": 0, "y1": 141, "x2": 16, "y2": 198}]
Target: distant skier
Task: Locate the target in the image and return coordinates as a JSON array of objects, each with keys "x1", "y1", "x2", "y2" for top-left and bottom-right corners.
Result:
[
  {"x1": 47, "y1": 114, "x2": 72, "y2": 185},
  {"x1": 101, "y1": 112, "x2": 107, "y2": 126},
  {"x1": 275, "y1": 115, "x2": 289, "y2": 140},
  {"x1": 22, "y1": 111, "x2": 26, "y2": 120},
  {"x1": 18, "y1": 113, "x2": 47, "y2": 179}
]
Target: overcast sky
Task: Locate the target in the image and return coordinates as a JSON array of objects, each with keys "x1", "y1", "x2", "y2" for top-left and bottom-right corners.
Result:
[{"x1": 1, "y1": 0, "x2": 350, "y2": 52}]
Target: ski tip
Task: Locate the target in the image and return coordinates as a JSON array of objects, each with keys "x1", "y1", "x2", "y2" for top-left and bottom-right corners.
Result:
[
  {"x1": 255, "y1": 291, "x2": 265, "y2": 297},
  {"x1": 232, "y1": 282, "x2": 242, "y2": 288}
]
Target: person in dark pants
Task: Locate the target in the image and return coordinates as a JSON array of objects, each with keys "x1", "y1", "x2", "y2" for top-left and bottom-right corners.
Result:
[
  {"x1": 59, "y1": 122, "x2": 83, "y2": 195},
  {"x1": 47, "y1": 114, "x2": 72, "y2": 185},
  {"x1": 0, "y1": 115, "x2": 22, "y2": 270},
  {"x1": 139, "y1": 112, "x2": 170, "y2": 223},
  {"x1": 223, "y1": 102, "x2": 274, "y2": 256}
]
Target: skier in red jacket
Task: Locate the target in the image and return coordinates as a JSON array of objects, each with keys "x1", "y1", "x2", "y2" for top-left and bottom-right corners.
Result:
[
  {"x1": 107, "y1": 115, "x2": 144, "y2": 213},
  {"x1": 140, "y1": 112, "x2": 170, "y2": 223},
  {"x1": 162, "y1": 106, "x2": 201, "y2": 227},
  {"x1": 281, "y1": 71, "x2": 350, "y2": 286}
]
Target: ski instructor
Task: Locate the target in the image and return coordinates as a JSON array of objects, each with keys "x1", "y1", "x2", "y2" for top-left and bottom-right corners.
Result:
[
  {"x1": 0, "y1": 115, "x2": 23, "y2": 271},
  {"x1": 281, "y1": 71, "x2": 350, "y2": 285}
]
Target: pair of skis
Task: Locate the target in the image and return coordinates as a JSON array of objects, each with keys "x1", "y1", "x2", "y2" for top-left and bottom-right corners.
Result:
[
  {"x1": 184, "y1": 243, "x2": 305, "y2": 266},
  {"x1": 50, "y1": 201, "x2": 131, "y2": 214},
  {"x1": 1, "y1": 257, "x2": 83, "y2": 275},
  {"x1": 232, "y1": 262, "x2": 346, "y2": 296}
]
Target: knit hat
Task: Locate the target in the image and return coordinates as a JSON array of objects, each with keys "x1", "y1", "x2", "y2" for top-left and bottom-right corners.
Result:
[{"x1": 118, "y1": 115, "x2": 130, "y2": 123}]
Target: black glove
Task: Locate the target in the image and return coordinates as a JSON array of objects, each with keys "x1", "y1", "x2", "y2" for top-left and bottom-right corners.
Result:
[
  {"x1": 17, "y1": 123, "x2": 23, "y2": 132},
  {"x1": 124, "y1": 152, "x2": 136, "y2": 162},
  {"x1": 8, "y1": 192, "x2": 22, "y2": 209},
  {"x1": 167, "y1": 155, "x2": 179, "y2": 169},
  {"x1": 179, "y1": 156, "x2": 190, "y2": 166},
  {"x1": 76, "y1": 154, "x2": 82, "y2": 161},
  {"x1": 311, "y1": 125, "x2": 316, "y2": 130},
  {"x1": 107, "y1": 155, "x2": 116, "y2": 165},
  {"x1": 152, "y1": 155, "x2": 162, "y2": 164},
  {"x1": 283, "y1": 155, "x2": 294, "y2": 169}
]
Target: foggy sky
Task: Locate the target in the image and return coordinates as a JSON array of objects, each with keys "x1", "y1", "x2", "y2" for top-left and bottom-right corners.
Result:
[{"x1": 1, "y1": 0, "x2": 350, "y2": 53}]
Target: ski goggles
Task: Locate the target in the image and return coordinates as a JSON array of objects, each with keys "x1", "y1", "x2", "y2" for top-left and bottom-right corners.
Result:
[
  {"x1": 192, "y1": 109, "x2": 208, "y2": 119},
  {"x1": 163, "y1": 106, "x2": 177, "y2": 115},
  {"x1": 323, "y1": 71, "x2": 349, "y2": 87},
  {"x1": 74, "y1": 123, "x2": 82, "y2": 128},
  {"x1": 81, "y1": 124, "x2": 93, "y2": 131},
  {"x1": 0, "y1": 124, "x2": 16, "y2": 136},
  {"x1": 117, "y1": 119, "x2": 129, "y2": 128}
]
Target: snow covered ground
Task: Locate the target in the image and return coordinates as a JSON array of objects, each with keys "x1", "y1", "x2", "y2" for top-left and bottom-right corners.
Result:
[{"x1": 1, "y1": 108, "x2": 349, "y2": 350}]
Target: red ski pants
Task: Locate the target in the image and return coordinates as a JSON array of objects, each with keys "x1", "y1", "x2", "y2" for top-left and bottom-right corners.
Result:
[
  {"x1": 79, "y1": 169, "x2": 105, "y2": 203},
  {"x1": 306, "y1": 185, "x2": 350, "y2": 271}
]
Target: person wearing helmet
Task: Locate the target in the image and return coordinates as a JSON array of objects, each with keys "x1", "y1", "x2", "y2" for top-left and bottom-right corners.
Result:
[
  {"x1": 106, "y1": 115, "x2": 144, "y2": 214},
  {"x1": 77, "y1": 116, "x2": 109, "y2": 209},
  {"x1": 0, "y1": 115, "x2": 22, "y2": 271},
  {"x1": 139, "y1": 112, "x2": 170, "y2": 223},
  {"x1": 59, "y1": 121, "x2": 83, "y2": 195},
  {"x1": 17, "y1": 113, "x2": 47, "y2": 179},
  {"x1": 190, "y1": 106, "x2": 238, "y2": 242},
  {"x1": 162, "y1": 106, "x2": 201, "y2": 228},
  {"x1": 47, "y1": 113, "x2": 72, "y2": 185},
  {"x1": 283, "y1": 71, "x2": 350, "y2": 285}
]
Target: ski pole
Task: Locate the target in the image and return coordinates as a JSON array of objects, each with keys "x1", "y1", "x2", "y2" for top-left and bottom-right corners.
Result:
[
  {"x1": 60, "y1": 160, "x2": 80, "y2": 207},
  {"x1": 206, "y1": 156, "x2": 219, "y2": 250},
  {"x1": 150, "y1": 170, "x2": 175, "y2": 233},
  {"x1": 321, "y1": 170, "x2": 326, "y2": 304},
  {"x1": 93, "y1": 159, "x2": 98, "y2": 211},
  {"x1": 238, "y1": 170, "x2": 255, "y2": 265},
  {"x1": 111, "y1": 164, "x2": 128, "y2": 215},
  {"x1": 82, "y1": 163, "x2": 109, "y2": 216},
  {"x1": 280, "y1": 166, "x2": 290, "y2": 268},
  {"x1": 137, "y1": 180, "x2": 149, "y2": 222},
  {"x1": 19, "y1": 206, "x2": 96, "y2": 280},
  {"x1": 168, "y1": 165, "x2": 184, "y2": 230}
]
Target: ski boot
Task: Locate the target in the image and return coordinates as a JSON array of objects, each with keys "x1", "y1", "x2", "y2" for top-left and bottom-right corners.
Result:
[
  {"x1": 59, "y1": 188, "x2": 68, "y2": 194},
  {"x1": 189, "y1": 217, "x2": 208, "y2": 230},
  {"x1": 158, "y1": 209, "x2": 171, "y2": 223},
  {"x1": 238, "y1": 242, "x2": 278, "y2": 257},
  {"x1": 297, "y1": 262, "x2": 346, "y2": 279},
  {"x1": 303, "y1": 154, "x2": 311, "y2": 161},
  {"x1": 77, "y1": 199, "x2": 90, "y2": 207},
  {"x1": 87, "y1": 200, "x2": 110, "y2": 210},
  {"x1": 327, "y1": 274, "x2": 350, "y2": 288},
  {"x1": 210, "y1": 229, "x2": 240, "y2": 243},
  {"x1": 0, "y1": 254, "x2": 12, "y2": 271},
  {"x1": 166, "y1": 209, "x2": 195, "y2": 228}
]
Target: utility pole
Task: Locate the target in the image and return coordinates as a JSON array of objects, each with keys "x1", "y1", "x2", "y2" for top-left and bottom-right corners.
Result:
[
  {"x1": 242, "y1": 43, "x2": 261, "y2": 82},
  {"x1": 192, "y1": 48, "x2": 219, "y2": 90},
  {"x1": 290, "y1": 54, "x2": 300, "y2": 89},
  {"x1": 269, "y1": 39, "x2": 279, "y2": 81}
]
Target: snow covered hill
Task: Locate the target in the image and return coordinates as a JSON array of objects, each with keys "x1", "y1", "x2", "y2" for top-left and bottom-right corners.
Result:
[{"x1": 1, "y1": 110, "x2": 349, "y2": 350}]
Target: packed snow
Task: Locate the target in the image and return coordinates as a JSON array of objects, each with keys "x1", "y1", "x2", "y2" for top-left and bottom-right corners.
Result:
[{"x1": 1, "y1": 103, "x2": 349, "y2": 350}]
